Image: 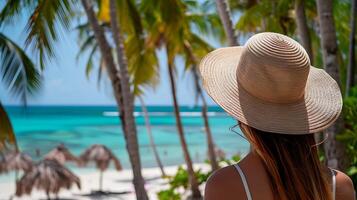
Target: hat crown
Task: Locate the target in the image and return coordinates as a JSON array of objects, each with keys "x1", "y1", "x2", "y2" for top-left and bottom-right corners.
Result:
[{"x1": 237, "y1": 32, "x2": 311, "y2": 103}]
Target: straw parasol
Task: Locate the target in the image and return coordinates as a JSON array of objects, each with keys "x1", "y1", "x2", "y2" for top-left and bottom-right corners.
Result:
[
  {"x1": 215, "y1": 148, "x2": 226, "y2": 161},
  {"x1": 16, "y1": 159, "x2": 81, "y2": 200},
  {"x1": 2, "y1": 151, "x2": 33, "y2": 199},
  {"x1": 80, "y1": 144, "x2": 122, "y2": 191},
  {"x1": 44, "y1": 144, "x2": 81, "y2": 165},
  {"x1": 4, "y1": 151, "x2": 33, "y2": 173}
]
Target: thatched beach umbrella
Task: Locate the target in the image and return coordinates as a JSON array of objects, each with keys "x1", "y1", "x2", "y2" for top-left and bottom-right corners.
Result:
[
  {"x1": 16, "y1": 159, "x2": 81, "y2": 200},
  {"x1": 215, "y1": 148, "x2": 226, "y2": 161},
  {"x1": 4, "y1": 151, "x2": 33, "y2": 173},
  {"x1": 3, "y1": 151, "x2": 33, "y2": 198},
  {"x1": 4, "y1": 151, "x2": 33, "y2": 183},
  {"x1": 44, "y1": 144, "x2": 81, "y2": 165},
  {"x1": 80, "y1": 144, "x2": 122, "y2": 191}
]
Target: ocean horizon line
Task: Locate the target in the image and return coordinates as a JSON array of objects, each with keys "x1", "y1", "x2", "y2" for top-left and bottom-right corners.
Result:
[{"x1": 3, "y1": 104, "x2": 221, "y2": 108}]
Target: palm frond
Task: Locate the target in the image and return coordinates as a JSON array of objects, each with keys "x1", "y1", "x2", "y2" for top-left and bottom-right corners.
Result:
[
  {"x1": 126, "y1": 36, "x2": 159, "y2": 95},
  {"x1": 24, "y1": 0, "x2": 75, "y2": 70},
  {"x1": 0, "y1": 102, "x2": 17, "y2": 152},
  {"x1": 0, "y1": 33, "x2": 41, "y2": 104},
  {"x1": 0, "y1": 0, "x2": 34, "y2": 27}
]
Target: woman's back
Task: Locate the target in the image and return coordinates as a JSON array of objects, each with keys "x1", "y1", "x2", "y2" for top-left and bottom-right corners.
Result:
[{"x1": 205, "y1": 152, "x2": 355, "y2": 200}]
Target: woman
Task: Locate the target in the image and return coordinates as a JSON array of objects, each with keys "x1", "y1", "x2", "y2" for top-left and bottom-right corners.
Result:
[{"x1": 199, "y1": 32, "x2": 355, "y2": 200}]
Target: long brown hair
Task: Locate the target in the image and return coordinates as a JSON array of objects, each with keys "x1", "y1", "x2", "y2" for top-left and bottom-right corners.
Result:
[{"x1": 239, "y1": 122, "x2": 332, "y2": 200}]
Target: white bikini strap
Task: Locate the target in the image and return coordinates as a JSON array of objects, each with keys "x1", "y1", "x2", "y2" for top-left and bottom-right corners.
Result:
[
  {"x1": 329, "y1": 168, "x2": 336, "y2": 200},
  {"x1": 234, "y1": 164, "x2": 252, "y2": 200}
]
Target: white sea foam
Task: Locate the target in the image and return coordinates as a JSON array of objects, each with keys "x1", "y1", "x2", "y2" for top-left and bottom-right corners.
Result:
[{"x1": 103, "y1": 111, "x2": 225, "y2": 117}]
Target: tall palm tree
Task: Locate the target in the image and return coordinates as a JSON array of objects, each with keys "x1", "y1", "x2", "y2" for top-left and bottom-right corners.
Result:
[
  {"x1": 166, "y1": 43, "x2": 201, "y2": 198},
  {"x1": 108, "y1": 1, "x2": 148, "y2": 199},
  {"x1": 346, "y1": 0, "x2": 357, "y2": 96},
  {"x1": 0, "y1": 33, "x2": 41, "y2": 152},
  {"x1": 294, "y1": 0, "x2": 313, "y2": 63},
  {"x1": 316, "y1": 0, "x2": 348, "y2": 171},
  {"x1": 138, "y1": 96, "x2": 166, "y2": 177},
  {"x1": 80, "y1": 0, "x2": 148, "y2": 199},
  {"x1": 182, "y1": 40, "x2": 219, "y2": 171},
  {"x1": 142, "y1": 1, "x2": 202, "y2": 197},
  {"x1": 76, "y1": 15, "x2": 166, "y2": 180},
  {"x1": 215, "y1": 0, "x2": 239, "y2": 46}
]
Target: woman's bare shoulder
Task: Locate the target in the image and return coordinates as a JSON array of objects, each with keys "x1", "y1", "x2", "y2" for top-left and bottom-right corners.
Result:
[
  {"x1": 334, "y1": 169, "x2": 356, "y2": 200},
  {"x1": 204, "y1": 165, "x2": 246, "y2": 200}
]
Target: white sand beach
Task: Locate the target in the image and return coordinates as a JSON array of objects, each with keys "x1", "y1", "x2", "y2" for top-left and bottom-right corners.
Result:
[{"x1": 0, "y1": 164, "x2": 210, "y2": 200}]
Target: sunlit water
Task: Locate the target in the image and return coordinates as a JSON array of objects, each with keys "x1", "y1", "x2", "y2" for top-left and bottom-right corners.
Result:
[{"x1": 4, "y1": 106, "x2": 249, "y2": 169}]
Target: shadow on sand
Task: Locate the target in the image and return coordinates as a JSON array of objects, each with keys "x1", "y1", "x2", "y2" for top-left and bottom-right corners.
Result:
[{"x1": 75, "y1": 190, "x2": 131, "y2": 200}]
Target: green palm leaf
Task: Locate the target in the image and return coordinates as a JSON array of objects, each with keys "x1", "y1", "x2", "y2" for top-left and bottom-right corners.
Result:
[
  {"x1": 0, "y1": 102, "x2": 17, "y2": 152},
  {"x1": 25, "y1": 0, "x2": 75, "y2": 70},
  {"x1": 0, "y1": 33, "x2": 41, "y2": 152},
  {"x1": 0, "y1": 33, "x2": 41, "y2": 104},
  {"x1": 0, "y1": 0, "x2": 76, "y2": 70}
]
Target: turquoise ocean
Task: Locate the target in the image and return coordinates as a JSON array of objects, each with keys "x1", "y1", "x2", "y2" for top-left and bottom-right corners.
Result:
[{"x1": 4, "y1": 106, "x2": 249, "y2": 168}]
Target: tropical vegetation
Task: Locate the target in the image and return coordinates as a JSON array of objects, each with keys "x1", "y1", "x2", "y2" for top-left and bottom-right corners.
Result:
[{"x1": 0, "y1": 0, "x2": 356, "y2": 199}]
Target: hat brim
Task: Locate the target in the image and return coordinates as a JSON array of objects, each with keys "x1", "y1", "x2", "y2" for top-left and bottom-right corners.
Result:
[{"x1": 199, "y1": 46, "x2": 343, "y2": 134}]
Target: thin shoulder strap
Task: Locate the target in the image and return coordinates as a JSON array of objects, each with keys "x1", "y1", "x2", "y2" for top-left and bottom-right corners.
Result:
[
  {"x1": 329, "y1": 168, "x2": 336, "y2": 200},
  {"x1": 234, "y1": 164, "x2": 253, "y2": 200}
]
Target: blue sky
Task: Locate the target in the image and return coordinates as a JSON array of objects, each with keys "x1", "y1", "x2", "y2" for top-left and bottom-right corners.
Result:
[
  {"x1": 0, "y1": 5, "x2": 246, "y2": 106},
  {"x1": 0, "y1": 14, "x2": 225, "y2": 106}
]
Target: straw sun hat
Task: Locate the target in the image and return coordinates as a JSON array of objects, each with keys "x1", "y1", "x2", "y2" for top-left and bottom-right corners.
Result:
[{"x1": 199, "y1": 32, "x2": 342, "y2": 134}]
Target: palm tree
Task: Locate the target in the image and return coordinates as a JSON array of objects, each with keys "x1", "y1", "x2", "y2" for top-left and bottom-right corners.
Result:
[
  {"x1": 108, "y1": 1, "x2": 148, "y2": 199},
  {"x1": 80, "y1": 0, "x2": 148, "y2": 199},
  {"x1": 139, "y1": 96, "x2": 166, "y2": 177},
  {"x1": 76, "y1": 4, "x2": 166, "y2": 178},
  {"x1": 0, "y1": 102, "x2": 17, "y2": 152},
  {"x1": 0, "y1": 1, "x2": 74, "y2": 70},
  {"x1": 166, "y1": 51, "x2": 201, "y2": 198},
  {"x1": 0, "y1": 0, "x2": 75, "y2": 156},
  {"x1": 182, "y1": 40, "x2": 219, "y2": 171},
  {"x1": 294, "y1": 0, "x2": 313, "y2": 63},
  {"x1": 142, "y1": 1, "x2": 202, "y2": 197},
  {"x1": 316, "y1": 0, "x2": 349, "y2": 170},
  {"x1": 234, "y1": 0, "x2": 297, "y2": 36},
  {"x1": 346, "y1": 0, "x2": 357, "y2": 96},
  {"x1": 215, "y1": 0, "x2": 238, "y2": 46},
  {"x1": 0, "y1": 32, "x2": 41, "y2": 152}
]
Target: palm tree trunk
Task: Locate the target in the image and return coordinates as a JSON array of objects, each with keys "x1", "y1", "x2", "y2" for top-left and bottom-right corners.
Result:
[
  {"x1": 193, "y1": 69, "x2": 219, "y2": 172},
  {"x1": 139, "y1": 96, "x2": 166, "y2": 177},
  {"x1": 346, "y1": 0, "x2": 357, "y2": 96},
  {"x1": 166, "y1": 48, "x2": 202, "y2": 199},
  {"x1": 294, "y1": 0, "x2": 313, "y2": 63},
  {"x1": 81, "y1": 0, "x2": 148, "y2": 199},
  {"x1": 183, "y1": 41, "x2": 219, "y2": 171},
  {"x1": 294, "y1": 0, "x2": 320, "y2": 144},
  {"x1": 316, "y1": 0, "x2": 349, "y2": 171},
  {"x1": 215, "y1": 0, "x2": 239, "y2": 46},
  {"x1": 109, "y1": 0, "x2": 148, "y2": 199}
]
